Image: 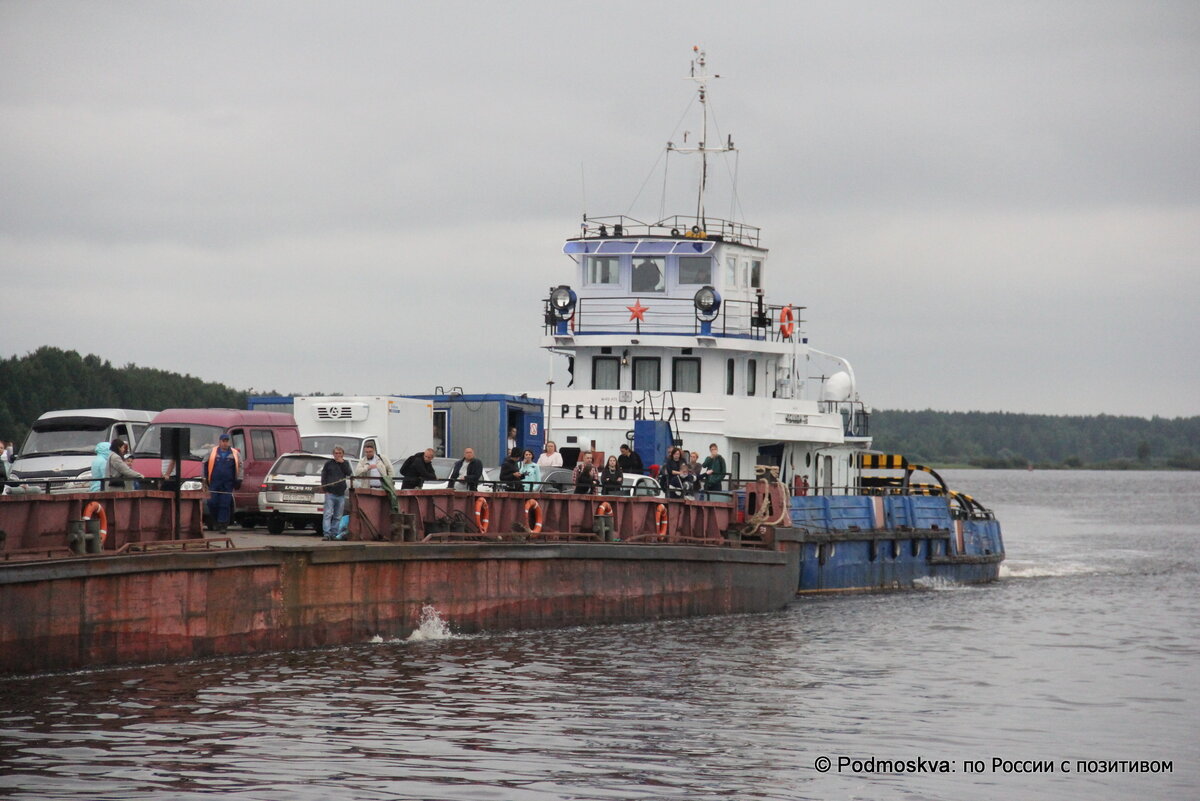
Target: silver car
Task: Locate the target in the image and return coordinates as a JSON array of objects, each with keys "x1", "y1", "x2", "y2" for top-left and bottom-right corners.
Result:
[{"x1": 259, "y1": 452, "x2": 357, "y2": 534}]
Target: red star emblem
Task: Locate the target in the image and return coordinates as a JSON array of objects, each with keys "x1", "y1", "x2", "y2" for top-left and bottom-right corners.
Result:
[{"x1": 627, "y1": 301, "x2": 649, "y2": 322}]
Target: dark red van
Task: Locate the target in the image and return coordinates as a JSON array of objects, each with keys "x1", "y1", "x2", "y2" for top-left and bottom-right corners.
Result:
[{"x1": 131, "y1": 409, "x2": 301, "y2": 528}]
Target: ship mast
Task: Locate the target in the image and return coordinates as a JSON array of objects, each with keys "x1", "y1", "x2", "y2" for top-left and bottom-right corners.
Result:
[{"x1": 668, "y1": 46, "x2": 735, "y2": 230}]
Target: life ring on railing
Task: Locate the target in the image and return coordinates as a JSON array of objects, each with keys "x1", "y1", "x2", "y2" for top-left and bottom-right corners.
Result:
[
  {"x1": 524, "y1": 498, "x2": 543, "y2": 533},
  {"x1": 779, "y1": 304, "x2": 796, "y2": 338},
  {"x1": 474, "y1": 497, "x2": 489, "y2": 533},
  {"x1": 82, "y1": 500, "x2": 108, "y2": 545},
  {"x1": 595, "y1": 501, "x2": 613, "y2": 517},
  {"x1": 654, "y1": 503, "x2": 668, "y2": 539}
]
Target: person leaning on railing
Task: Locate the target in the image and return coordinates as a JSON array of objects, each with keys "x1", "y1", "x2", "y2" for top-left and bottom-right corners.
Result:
[
  {"x1": 500, "y1": 448, "x2": 524, "y2": 492},
  {"x1": 600, "y1": 456, "x2": 623, "y2": 495},
  {"x1": 90, "y1": 441, "x2": 111, "y2": 492},
  {"x1": 106, "y1": 439, "x2": 144, "y2": 491},
  {"x1": 701, "y1": 443, "x2": 726, "y2": 494},
  {"x1": 519, "y1": 449, "x2": 541, "y2": 491},
  {"x1": 573, "y1": 451, "x2": 599, "y2": 495}
]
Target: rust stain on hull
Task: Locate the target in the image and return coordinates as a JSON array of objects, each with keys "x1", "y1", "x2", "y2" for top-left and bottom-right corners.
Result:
[{"x1": 0, "y1": 542, "x2": 798, "y2": 675}]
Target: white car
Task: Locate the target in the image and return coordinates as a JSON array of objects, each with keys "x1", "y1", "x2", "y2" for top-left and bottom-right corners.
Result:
[
  {"x1": 259, "y1": 452, "x2": 357, "y2": 534},
  {"x1": 621, "y1": 473, "x2": 666, "y2": 497}
]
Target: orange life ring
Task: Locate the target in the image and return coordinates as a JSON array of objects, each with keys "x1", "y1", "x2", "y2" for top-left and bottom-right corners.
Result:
[
  {"x1": 654, "y1": 503, "x2": 668, "y2": 539},
  {"x1": 524, "y1": 498, "x2": 543, "y2": 533},
  {"x1": 779, "y1": 304, "x2": 795, "y2": 338},
  {"x1": 474, "y1": 497, "x2": 489, "y2": 533},
  {"x1": 595, "y1": 501, "x2": 613, "y2": 517},
  {"x1": 82, "y1": 500, "x2": 108, "y2": 546}
]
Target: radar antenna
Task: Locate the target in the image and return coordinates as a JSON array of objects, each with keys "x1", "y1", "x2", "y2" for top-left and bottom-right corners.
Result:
[{"x1": 667, "y1": 46, "x2": 735, "y2": 231}]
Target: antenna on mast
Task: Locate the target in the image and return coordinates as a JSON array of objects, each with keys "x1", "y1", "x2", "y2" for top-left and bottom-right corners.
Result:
[{"x1": 667, "y1": 46, "x2": 735, "y2": 231}]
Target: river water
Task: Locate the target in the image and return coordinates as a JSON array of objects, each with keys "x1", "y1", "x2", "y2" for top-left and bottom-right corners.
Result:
[{"x1": 1, "y1": 470, "x2": 1197, "y2": 800}]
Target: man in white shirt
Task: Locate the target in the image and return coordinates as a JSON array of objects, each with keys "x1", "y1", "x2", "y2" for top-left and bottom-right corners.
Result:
[{"x1": 354, "y1": 442, "x2": 393, "y2": 489}]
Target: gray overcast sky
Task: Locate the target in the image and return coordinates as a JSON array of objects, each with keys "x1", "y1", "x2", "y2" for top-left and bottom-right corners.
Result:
[{"x1": 3, "y1": 1, "x2": 1198, "y2": 417}]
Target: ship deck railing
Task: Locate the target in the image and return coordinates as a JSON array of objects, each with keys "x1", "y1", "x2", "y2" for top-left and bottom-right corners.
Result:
[
  {"x1": 545, "y1": 295, "x2": 804, "y2": 342},
  {"x1": 575, "y1": 215, "x2": 761, "y2": 247},
  {"x1": 346, "y1": 484, "x2": 780, "y2": 550}
]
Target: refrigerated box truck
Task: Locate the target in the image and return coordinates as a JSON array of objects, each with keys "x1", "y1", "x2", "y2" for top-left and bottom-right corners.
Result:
[{"x1": 293, "y1": 396, "x2": 433, "y2": 463}]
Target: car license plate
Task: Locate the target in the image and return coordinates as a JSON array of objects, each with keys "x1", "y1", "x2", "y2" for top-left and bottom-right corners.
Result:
[{"x1": 283, "y1": 493, "x2": 310, "y2": 503}]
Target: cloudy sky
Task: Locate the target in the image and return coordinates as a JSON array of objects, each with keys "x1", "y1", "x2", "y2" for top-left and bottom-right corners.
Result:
[{"x1": 3, "y1": 1, "x2": 1197, "y2": 418}]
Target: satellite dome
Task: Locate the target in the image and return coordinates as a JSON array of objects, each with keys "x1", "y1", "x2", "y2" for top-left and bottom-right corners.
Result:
[{"x1": 821, "y1": 371, "x2": 853, "y2": 402}]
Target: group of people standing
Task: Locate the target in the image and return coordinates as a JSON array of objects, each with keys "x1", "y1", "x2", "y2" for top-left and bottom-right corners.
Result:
[
  {"x1": 393, "y1": 438, "x2": 728, "y2": 498},
  {"x1": 657, "y1": 444, "x2": 727, "y2": 498}
]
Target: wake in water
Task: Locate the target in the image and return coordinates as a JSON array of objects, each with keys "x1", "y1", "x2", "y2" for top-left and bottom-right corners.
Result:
[
  {"x1": 369, "y1": 604, "x2": 455, "y2": 644},
  {"x1": 913, "y1": 576, "x2": 969, "y2": 591},
  {"x1": 406, "y1": 604, "x2": 454, "y2": 641},
  {"x1": 1000, "y1": 561, "x2": 1098, "y2": 579}
]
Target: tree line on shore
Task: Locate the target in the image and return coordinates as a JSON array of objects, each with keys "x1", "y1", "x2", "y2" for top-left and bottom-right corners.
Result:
[
  {"x1": 0, "y1": 347, "x2": 250, "y2": 447},
  {"x1": 2, "y1": 347, "x2": 1197, "y2": 469},
  {"x1": 871, "y1": 409, "x2": 1200, "y2": 470}
]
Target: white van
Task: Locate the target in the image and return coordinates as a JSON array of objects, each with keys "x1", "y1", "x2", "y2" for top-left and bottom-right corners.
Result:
[{"x1": 7, "y1": 409, "x2": 156, "y2": 493}]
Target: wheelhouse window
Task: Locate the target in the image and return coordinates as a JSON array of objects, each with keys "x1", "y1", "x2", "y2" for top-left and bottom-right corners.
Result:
[
  {"x1": 585, "y1": 255, "x2": 621, "y2": 286},
  {"x1": 592, "y1": 357, "x2": 620, "y2": 390},
  {"x1": 678, "y1": 256, "x2": 712, "y2": 285},
  {"x1": 632, "y1": 357, "x2": 661, "y2": 390},
  {"x1": 747, "y1": 359, "x2": 757, "y2": 396},
  {"x1": 725, "y1": 256, "x2": 737, "y2": 288},
  {"x1": 726, "y1": 359, "x2": 735, "y2": 395},
  {"x1": 631, "y1": 257, "x2": 665, "y2": 292},
  {"x1": 750, "y1": 259, "x2": 762, "y2": 288},
  {"x1": 672, "y1": 358, "x2": 701, "y2": 393}
]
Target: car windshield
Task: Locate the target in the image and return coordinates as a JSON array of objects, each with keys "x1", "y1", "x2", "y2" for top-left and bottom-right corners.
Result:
[
  {"x1": 301, "y1": 436, "x2": 363, "y2": 456},
  {"x1": 21, "y1": 424, "x2": 111, "y2": 456},
  {"x1": 271, "y1": 455, "x2": 331, "y2": 476},
  {"x1": 133, "y1": 424, "x2": 226, "y2": 460}
]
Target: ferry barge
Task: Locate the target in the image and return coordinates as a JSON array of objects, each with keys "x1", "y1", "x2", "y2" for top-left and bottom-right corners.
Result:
[{"x1": 0, "y1": 50, "x2": 1002, "y2": 675}]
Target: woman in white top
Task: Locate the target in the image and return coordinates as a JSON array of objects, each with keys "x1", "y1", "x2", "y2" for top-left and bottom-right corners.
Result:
[{"x1": 537, "y1": 440, "x2": 563, "y2": 468}]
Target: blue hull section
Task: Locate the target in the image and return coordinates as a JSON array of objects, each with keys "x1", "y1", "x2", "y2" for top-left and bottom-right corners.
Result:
[{"x1": 789, "y1": 494, "x2": 1004, "y2": 593}]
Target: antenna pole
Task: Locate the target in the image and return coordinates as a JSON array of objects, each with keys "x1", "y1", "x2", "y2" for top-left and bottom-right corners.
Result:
[{"x1": 669, "y1": 46, "x2": 734, "y2": 234}]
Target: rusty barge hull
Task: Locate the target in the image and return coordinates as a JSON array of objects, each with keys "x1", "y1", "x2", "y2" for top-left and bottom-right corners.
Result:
[{"x1": 0, "y1": 539, "x2": 799, "y2": 675}]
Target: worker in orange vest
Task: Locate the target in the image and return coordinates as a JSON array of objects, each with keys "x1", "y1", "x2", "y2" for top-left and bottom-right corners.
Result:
[{"x1": 204, "y1": 433, "x2": 244, "y2": 532}]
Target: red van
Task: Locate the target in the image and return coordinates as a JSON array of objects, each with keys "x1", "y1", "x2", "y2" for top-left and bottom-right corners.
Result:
[{"x1": 131, "y1": 409, "x2": 301, "y2": 528}]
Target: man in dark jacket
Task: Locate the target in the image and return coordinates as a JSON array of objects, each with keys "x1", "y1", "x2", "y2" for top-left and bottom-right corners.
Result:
[
  {"x1": 399, "y1": 448, "x2": 438, "y2": 489},
  {"x1": 320, "y1": 446, "x2": 353, "y2": 540},
  {"x1": 617, "y1": 444, "x2": 644, "y2": 474},
  {"x1": 701, "y1": 443, "x2": 727, "y2": 494},
  {"x1": 499, "y1": 447, "x2": 524, "y2": 492},
  {"x1": 449, "y1": 446, "x2": 483, "y2": 491}
]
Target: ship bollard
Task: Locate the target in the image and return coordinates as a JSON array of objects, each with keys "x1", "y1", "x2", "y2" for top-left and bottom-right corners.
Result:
[
  {"x1": 592, "y1": 515, "x2": 614, "y2": 542},
  {"x1": 84, "y1": 516, "x2": 104, "y2": 553},
  {"x1": 68, "y1": 517, "x2": 104, "y2": 554}
]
